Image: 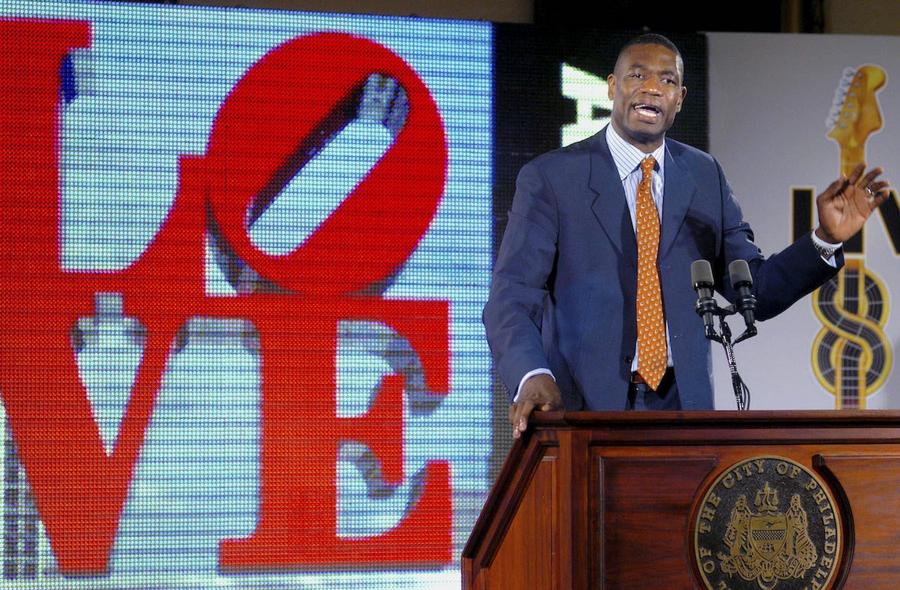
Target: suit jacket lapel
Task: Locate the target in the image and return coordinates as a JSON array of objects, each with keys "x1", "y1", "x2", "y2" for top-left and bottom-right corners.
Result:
[
  {"x1": 660, "y1": 144, "x2": 697, "y2": 257},
  {"x1": 589, "y1": 129, "x2": 637, "y2": 267}
]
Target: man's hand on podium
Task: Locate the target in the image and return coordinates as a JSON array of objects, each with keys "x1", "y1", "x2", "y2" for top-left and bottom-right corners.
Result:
[{"x1": 509, "y1": 374, "x2": 562, "y2": 439}]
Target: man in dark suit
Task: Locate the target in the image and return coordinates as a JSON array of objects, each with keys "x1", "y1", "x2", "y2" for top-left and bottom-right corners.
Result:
[{"x1": 483, "y1": 34, "x2": 890, "y2": 437}]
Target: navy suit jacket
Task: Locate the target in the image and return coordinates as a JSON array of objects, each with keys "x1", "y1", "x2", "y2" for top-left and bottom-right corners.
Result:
[{"x1": 483, "y1": 128, "x2": 842, "y2": 410}]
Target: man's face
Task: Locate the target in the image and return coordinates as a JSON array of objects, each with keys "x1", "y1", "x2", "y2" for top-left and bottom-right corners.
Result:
[{"x1": 607, "y1": 43, "x2": 686, "y2": 151}]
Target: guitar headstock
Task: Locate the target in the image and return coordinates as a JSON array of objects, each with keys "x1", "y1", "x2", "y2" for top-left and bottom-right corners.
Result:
[{"x1": 826, "y1": 65, "x2": 886, "y2": 167}]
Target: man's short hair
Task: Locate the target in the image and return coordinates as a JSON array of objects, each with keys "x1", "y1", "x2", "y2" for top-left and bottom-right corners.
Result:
[{"x1": 617, "y1": 33, "x2": 684, "y2": 81}]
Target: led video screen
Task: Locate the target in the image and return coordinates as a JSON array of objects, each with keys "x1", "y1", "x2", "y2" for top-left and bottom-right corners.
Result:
[{"x1": 1, "y1": 2, "x2": 490, "y2": 587}]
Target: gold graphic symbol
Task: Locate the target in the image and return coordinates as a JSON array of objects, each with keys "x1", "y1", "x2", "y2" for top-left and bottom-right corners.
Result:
[{"x1": 812, "y1": 258, "x2": 892, "y2": 407}]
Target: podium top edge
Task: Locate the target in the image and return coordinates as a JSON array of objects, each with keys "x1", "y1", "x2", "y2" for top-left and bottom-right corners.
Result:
[{"x1": 530, "y1": 409, "x2": 900, "y2": 428}]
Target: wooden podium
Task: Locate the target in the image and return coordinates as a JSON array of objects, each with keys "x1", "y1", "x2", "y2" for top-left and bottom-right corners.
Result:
[{"x1": 462, "y1": 411, "x2": 900, "y2": 590}]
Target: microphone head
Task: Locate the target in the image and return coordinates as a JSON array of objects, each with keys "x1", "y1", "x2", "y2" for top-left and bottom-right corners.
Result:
[
  {"x1": 728, "y1": 259, "x2": 753, "y2": 288},
  {"x1": 691, "y1": 259, "x2": 714, "y2": 288}
]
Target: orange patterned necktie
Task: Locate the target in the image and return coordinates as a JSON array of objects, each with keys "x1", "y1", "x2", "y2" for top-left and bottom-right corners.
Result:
[{"x1": 635, "y1": 155, "x2": 667, "y2": 389}]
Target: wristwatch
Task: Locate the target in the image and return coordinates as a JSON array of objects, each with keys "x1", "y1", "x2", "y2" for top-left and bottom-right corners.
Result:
[{"x1": 813, "y1": 240, "x2": 840, "y2": 260}]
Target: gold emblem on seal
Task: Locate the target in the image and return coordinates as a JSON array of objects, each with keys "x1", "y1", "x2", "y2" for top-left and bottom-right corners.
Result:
[{"x1": 693, "y1": 457, "x2": 842, "y2": 590}]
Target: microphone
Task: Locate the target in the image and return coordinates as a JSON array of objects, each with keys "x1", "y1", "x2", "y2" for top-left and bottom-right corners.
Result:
[
  {"x1": 691, "y1": 259, "x2": 717, "y2": 336},
  {"x1": 689, "y1": 260, "x2": 755, "y2": 409},
  {"x1": 728, "y1": 259, "x2": 757, "y2": 333}
]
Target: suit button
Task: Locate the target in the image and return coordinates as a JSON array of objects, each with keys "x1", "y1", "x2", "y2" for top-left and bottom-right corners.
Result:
[{"x1": 624, "y1": 355, "x2": 633, "y2": 365}]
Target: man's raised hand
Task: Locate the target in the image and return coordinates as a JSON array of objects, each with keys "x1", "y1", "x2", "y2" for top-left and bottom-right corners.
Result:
[{"x1": 815, "y1": 163, "x2": 890, "y2": 244}]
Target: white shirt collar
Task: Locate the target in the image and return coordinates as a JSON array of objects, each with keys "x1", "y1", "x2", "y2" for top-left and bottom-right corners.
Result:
[{"x1": 605, "y1": 123, "x2": 666, "y2": 181}]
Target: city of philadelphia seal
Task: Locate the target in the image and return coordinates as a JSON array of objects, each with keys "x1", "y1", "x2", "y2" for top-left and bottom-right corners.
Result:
[{"x1": 692, "y1": 457, "x2": 843, "y2": 590}]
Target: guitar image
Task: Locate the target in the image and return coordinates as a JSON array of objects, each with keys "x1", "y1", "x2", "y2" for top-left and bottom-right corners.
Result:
[{"x1": 812, "y1": 65, "x2": 892, "y2": 409}]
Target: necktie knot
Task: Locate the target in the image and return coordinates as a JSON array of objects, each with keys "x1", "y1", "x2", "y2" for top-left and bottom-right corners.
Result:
[{"x1": 640, "y1": 155, "x2": 656, "y2": 178}]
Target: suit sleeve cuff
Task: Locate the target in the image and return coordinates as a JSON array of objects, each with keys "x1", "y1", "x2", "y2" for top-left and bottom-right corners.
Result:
[
  {"x1": 811, "y1": 230, "x2": 842, "y2": 267},
  {"x1": 514, "y1": 368, "x2": 555, "y2": 403}
]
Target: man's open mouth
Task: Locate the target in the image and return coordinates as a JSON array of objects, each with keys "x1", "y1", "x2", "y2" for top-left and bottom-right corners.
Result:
[{"x1": 633, "y1": 103, "x2": 662, "y2": 121}]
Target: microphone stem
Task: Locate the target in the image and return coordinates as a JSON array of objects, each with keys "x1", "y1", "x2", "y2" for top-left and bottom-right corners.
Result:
[{"x1": 717, "y1": 315, "x2": 751, "y2": 410}]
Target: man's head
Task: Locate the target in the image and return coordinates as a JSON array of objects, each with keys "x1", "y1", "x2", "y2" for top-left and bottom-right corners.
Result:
[{"x1": 607, "y1": 33, "x2": 686, "y2": 152}]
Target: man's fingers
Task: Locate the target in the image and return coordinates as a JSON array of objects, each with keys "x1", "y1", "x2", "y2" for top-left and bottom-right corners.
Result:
[
  {"x1": 514, "y1": 400, "x2": 535, "y2": 434},
  {"x1": 871, "y1": 190, "x2": 890, "y2": 208},
  {"x1": 820, "y1": 176, "x2": 847, "y2": 201},
  {"x1": 847, "y1": 163, "x2": 866, "y2": 186},
  {"x1": 869, "y1": 180, "x2": 890, "y2": 193},
  {"x1": 857, "y1": 166, "x2": 884, "y2": 189}
]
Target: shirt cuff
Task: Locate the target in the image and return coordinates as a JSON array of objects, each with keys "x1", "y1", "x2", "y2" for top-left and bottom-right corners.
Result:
[
  {"x1": 514, "y1": 368, "x2": 555, "y2": 403},
  {"x1": 811, "y1": 231, "x2": 842, "y2": 267}
]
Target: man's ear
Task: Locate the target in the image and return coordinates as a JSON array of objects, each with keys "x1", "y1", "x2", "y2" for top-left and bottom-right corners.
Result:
[
  {"x1": 607, "y1": 73, "x2": 616, "y2": 101},
  {"x1": 676, "y1": 85, "x2": 687, "y2": 113}
]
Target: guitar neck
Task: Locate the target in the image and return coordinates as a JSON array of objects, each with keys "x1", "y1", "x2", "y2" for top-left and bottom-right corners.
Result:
[
  {"x1": 840, "y1": 351, "x2": 861, "y2": 409},
  {"x1": 838, "y1": 147, "x2": 866, "y2": 178}
]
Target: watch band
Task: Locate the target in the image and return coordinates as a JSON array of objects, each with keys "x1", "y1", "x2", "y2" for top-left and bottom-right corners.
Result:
[{"x1": 813, "y1": 241, "x2": 839, "y2": 260}]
